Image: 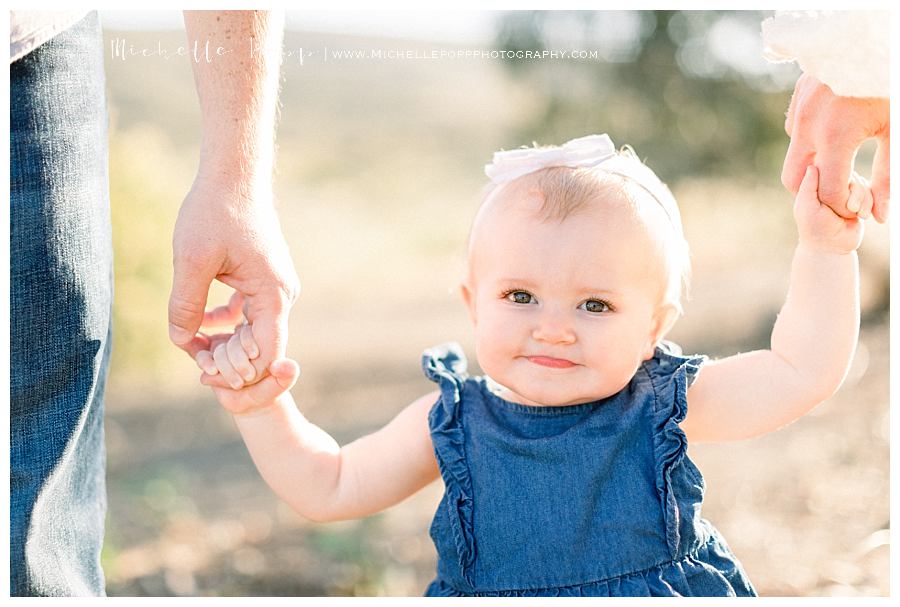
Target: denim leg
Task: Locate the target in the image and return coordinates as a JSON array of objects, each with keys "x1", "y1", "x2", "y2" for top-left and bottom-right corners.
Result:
[{"x1": 10, "y1": 12, "x2": 111, "y2": 597}]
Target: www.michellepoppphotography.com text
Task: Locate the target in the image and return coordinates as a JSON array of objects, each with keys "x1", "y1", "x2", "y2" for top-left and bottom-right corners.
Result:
[{"x1": 109, "y1": 37, "x2": 606, "y2": 65}]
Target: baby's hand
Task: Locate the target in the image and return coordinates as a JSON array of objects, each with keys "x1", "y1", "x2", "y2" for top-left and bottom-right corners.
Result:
[
  {"x1": 195, "y1": 323, "x2": 299, "y2": 415},
  {"x1": 794, "y1": 166, "x2": 866, "y2": 254},
  {"x1": 208, "y1": 358, "x2": 300, "y2": 416},
  {"x1": 196, "y1": 323, "x2": 260, "y2": 390}
]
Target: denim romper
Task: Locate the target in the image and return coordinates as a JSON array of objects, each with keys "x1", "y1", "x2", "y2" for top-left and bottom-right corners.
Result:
[{"x1": 422, "y1": 342, "x2": 757, "y2": 597}]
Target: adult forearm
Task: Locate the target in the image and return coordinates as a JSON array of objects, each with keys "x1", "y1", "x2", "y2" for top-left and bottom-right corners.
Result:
[
  {"x1": 770, "y1": 244, "x2": 860, "y2": 402},
  {"x1": 183, "y1": 10, "x2": 284, "y2": 189},
  {"x1": 232, "y1": 397, "x2": 343, "y2": 522}
]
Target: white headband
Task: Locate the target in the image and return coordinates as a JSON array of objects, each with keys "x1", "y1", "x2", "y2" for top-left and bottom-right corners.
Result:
[{"x1": 484, "y1": 134, "x2": 681, "y2": 229}]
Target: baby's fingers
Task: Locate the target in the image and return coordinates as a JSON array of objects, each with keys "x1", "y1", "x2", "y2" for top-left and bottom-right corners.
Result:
[
  {"x1": 846, "y1": 180, "x2": 863, "y2": 214},
  {"x1": 859, "y1": 188, "x2": 875, "y2": 220},
  {"x1": 240, "y1": 323, "x2": 260, "y2": 360},
  {"x1": 214, "y1": 343, "x2": 245, "y2": 390},
  {"x1": 227, "y1": 329, "x2": 257, "y2": 383},
  {"x1": 195, "y1": 350, "x2": 218, "y2": 376},
  {"x1": 849, "y1": 174, "x2": 874, "y2": 220}
]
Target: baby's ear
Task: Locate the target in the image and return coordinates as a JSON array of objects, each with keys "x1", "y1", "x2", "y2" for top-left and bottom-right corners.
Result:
[
  {"x1": 644, "y1": 303, "x2": 680, "y2": 360},
  {"x1": 460, "y1": 281, "x2": 477, "y2": 325}
]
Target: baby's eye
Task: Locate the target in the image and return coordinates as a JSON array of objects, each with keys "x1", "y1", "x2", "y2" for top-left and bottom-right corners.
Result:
[
  {"x1": 580, "y1": 299, "x2": 611, "y2": 314},
  {"x1": 505, "y1": 290, "x2": 535, "y2": 305}
]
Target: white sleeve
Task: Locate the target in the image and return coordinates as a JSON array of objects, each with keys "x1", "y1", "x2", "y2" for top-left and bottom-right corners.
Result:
[{"x1": 761, "y1": 10, "x2": 889, "y2": 98}]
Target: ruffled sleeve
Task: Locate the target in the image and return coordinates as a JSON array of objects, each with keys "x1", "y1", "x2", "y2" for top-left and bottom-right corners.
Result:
[
  {"x1": 422, "y1": 343, "x2": 478, "y2": 589},
  {"x1": 645, "y1": 341, "x2": 708, "y2": 559}
]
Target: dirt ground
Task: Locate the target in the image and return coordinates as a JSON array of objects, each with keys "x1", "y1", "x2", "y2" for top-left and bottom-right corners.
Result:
[{"x1": 101, "y1": 314, "x2": 889, "y2": 597}]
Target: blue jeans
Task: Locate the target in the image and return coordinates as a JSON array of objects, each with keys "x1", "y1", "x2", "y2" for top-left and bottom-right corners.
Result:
[{"x1": 10, "y1": 12, "x2": 111, "y2": 596}]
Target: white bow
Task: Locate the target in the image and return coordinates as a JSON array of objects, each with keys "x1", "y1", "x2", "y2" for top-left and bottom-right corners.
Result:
[
  {"x1": 483, "y1": 133, "x2": 682, "y2": 230},
  {"x1": 484, "y1": 134, "x2": 616, "y2": 183}
]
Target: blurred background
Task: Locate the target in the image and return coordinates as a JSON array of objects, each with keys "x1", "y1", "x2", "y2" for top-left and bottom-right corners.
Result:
[{"x1": 99, "y1": 10, "x2": 889, "y2": 597}]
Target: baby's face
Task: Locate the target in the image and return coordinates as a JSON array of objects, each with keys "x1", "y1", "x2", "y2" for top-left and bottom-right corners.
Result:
[{"x1": 462, "y1": 186, "x2": 675, "y2": 407}]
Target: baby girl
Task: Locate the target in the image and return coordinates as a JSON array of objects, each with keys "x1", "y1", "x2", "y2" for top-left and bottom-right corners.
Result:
[{"x1": 195, "y1": 134, "x2": 868, "y2": 596}]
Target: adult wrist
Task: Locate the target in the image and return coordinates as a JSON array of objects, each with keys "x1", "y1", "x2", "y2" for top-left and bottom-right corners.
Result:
[
  {"x1": 197, "y1": 144, "x2": 274, "y2": 184},
  {"x1": 190, "y1": 158, "x2": 274, "y2": 206}
]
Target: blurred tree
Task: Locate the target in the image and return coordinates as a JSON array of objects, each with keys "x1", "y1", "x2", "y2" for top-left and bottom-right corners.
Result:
[{"x1": 494, "y1": 10, "x2": 800, "y2": 183}]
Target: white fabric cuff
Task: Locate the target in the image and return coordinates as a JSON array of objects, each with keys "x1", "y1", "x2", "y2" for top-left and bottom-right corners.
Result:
[{"x1": 761, "y1": 10, "x2": 889, "y2": 98}]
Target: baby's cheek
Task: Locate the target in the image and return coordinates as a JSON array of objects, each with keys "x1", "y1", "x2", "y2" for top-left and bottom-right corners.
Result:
[
  {"x1": 479, "y1": 336, "x2": 524, "y2": 388},
  {"x1": 473, "y1": 337, "x2": 503, "y2": 376}
]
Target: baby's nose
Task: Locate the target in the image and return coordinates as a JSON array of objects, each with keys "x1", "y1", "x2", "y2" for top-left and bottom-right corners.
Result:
[{"x1": 531, "y1": 308, "x2": 576, "y2": 344}]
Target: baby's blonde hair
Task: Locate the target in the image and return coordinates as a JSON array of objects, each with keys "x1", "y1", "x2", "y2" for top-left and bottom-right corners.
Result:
[{"x1": 476, "y1": 149, "x2": 691, "y2": 314}]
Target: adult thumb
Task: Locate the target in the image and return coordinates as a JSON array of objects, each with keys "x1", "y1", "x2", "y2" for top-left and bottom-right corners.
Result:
[
  {"x1": 871, "y1": 135, "x2": 890, "y2": 223},
  {"x1": 168, "y1": 255, "x2": 217, "y2": 346}
]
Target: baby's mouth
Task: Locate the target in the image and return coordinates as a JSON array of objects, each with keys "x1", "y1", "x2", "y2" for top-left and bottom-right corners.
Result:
[{"x1": 526, "y1": 356, "x2": 577, "y2": 369}]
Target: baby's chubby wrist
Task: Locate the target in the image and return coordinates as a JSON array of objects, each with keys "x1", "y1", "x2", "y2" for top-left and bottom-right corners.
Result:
[
  {"x1": 795, "y1": 239, "x2": 859, "y2": 264},
  {"x1": 229, "y1": 392, "x2": 291, "y2": 419},
  {"x1": 796, "y1": 235, "x2": 860, "y2": 257}
]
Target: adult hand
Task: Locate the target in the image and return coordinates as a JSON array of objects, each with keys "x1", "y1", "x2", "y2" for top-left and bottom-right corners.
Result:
[
  {"x1": 782, "y1": 73, "x2": 890, "y2": 222},
  {"x1": 168, "y1": 174, "x2": 299, "y2": 388}
]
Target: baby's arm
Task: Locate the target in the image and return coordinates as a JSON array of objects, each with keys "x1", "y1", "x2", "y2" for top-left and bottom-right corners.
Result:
[
  {"x1": 199, "y1": 329, "x2": 440, "y2": 522},
  {"x1": 682, "y1": 166, "x2": 864, "y2": 443}
]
